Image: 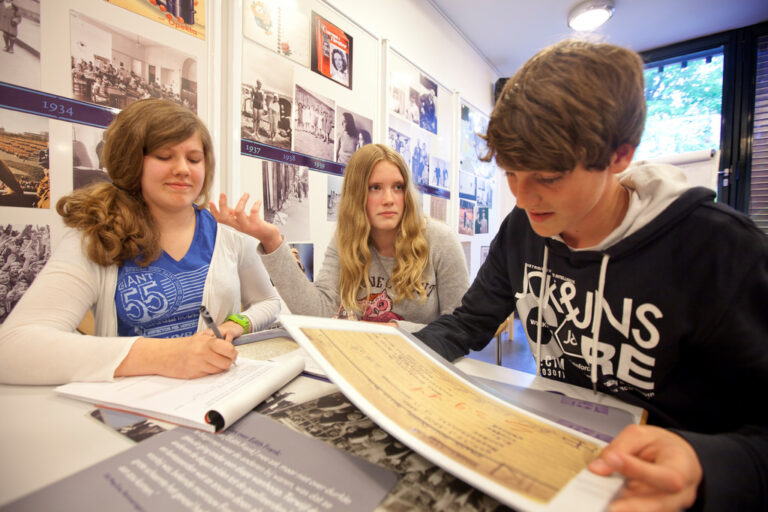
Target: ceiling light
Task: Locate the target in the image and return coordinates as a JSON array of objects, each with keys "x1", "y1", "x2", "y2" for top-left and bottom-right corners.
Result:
[{"x1": 567, "y1": 0, "x2": 614, "y2": 31}]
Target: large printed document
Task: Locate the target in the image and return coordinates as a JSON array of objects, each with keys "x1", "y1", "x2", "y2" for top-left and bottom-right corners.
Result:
[
  {"x1": 56, "y1": 355, "x2": 304, "y2": 433},
  {"x1": 279, "y1": 315, "x2": 628, "y2": 512}
]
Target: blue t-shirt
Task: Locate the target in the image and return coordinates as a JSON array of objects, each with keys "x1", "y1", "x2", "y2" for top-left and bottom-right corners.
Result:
[{"x1": 116, "y1": 208, "x2": 217, "y2": 338}]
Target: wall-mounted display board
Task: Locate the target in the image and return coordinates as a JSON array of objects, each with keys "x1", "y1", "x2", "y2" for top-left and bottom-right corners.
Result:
[
  {"x1": 385, "y1": 47, "x2": 453, "y2": 225},
  {"x1": 238, "y1": 0, "x2": 380, "y2": 283},
  {"x1": 0, "y1": 0, "x2": 213, "y2": 324},
  {"x1": 458, "y1": 99, "x2": 502, "y2": 276}
]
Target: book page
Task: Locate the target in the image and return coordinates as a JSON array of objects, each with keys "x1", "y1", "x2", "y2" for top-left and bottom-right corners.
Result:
[
  {"x1": 56, "y1": 355, "x2": 304, "y2": 432},
  {"x1": 279, "y1": 316, "x2": 625, "y2": 512}
]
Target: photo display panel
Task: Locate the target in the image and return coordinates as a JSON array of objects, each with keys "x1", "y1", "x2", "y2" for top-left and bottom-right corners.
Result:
[
  {"x1": 0, "y1": 0, "x2": 211, "y2": 324},
  {"x1": 239, "y1": 0, "x2": 380, "y2": 276},
  {"x1": 386, "y1": 50, "x2": 453, "y2": 224}
]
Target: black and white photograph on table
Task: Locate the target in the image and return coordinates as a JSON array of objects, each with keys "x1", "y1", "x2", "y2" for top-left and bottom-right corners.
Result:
[
  {"x1": 264, "y1": 391, "x2": 505, "y2": 512},
  {"x1": 0, "y1": 0, "x2": 40, "y2": 90},
  {"x1": 70, "y1": 11, "x2": 198, "y2": 112},
  {"x1": 0, "y1": 108, "x2": 49, "y2": 208},
  {"x1": 410, "y1": 130, "x2": 431, "y2": 187},
  {"x1": 288, "y1": 242, "x2": 314, "y2": 282},
  {"x1": 335, "y1": 106, "x2": 372, "y2": 165},
  {"x1": 458, "y1": 171, "x2": 477, "y2": 201},
  {"x1": 326, "y1": 174, "x2": 343, "y2": 221},
  {"x1": 294, "y1": 84, "x2": 334, "y2": 161},
  {"x1": 429, "y1": 156, "x2": 449, "y2": 190},
  {"x1": 262, "y1": 160, "x2": 310, "y2": 242},
  {"x1": 242, "y1": 0, "x2": 310, "y2": 66},
  {"x1": 0, "y1": 223, "x2": 50, "y2": 323},
  {"x1": 72, "y1": 124, "x2": 109, "y2": 190},
  {"x1": 242, "y1": 40, "x2": 294, "y2": 150},
  {"x1": 458, "y1": 199, "x2": 474, "y2": 236}
]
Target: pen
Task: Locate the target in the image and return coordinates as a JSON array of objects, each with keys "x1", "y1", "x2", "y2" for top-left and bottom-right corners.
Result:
[{"x1": 199, "y1": 305, "x2": 223, "y2": 338}]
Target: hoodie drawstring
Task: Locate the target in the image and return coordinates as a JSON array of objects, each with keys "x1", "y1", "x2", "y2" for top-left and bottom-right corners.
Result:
[
  {"x1": 590, "y1": 253, "x2": 610, "y2": 393},
  {"x1": 534, "y1": 246, "x2": 549, "y2": 377}
]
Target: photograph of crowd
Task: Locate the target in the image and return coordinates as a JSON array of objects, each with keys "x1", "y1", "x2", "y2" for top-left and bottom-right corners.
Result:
[
  {"x1": 264, "y1": 391, "x2": 505, "y2": 512},
  {"x1": 326, "y1": 174, "x2": 342, "y2": 221},
  {"x1": 294, "y1": 84, "x2": 334, "y2": 161},
  {"x1": 72, "y1": 124, "x2": 109, "y2": 190},
  {"x1": 311, "y1": 11, "x2": 352, "y2": 89},
  {"x1": 70, "y1": 11, "x2": 198, "y2": 112},
  {"x1": 242, "y1": 41, "x2": 294, "y2": 150},
  {"x1": 0, "y1": 108, "x2": 49, "y2": 208},
  {"x1": 335, "y1": 107, "x2": 372, "y2": 164},
  {"x1": 429, "y1": 156, "x2": 449, "y2": 190},
  {"x1": 0, "y1": 224, "x2": 50, "y2": 323},
  {"x1": 262, "y1": 160, "x2": 310, "y2": 242},
  {"x1": 0, "y1": 0, "x2": 40, "y2": 90},
  {"x1": 458, "y1": 199, "x2": 475, "y2": 236},
  {"x1": 243, "y1": 0, "x2": 310, "y2": 66}
]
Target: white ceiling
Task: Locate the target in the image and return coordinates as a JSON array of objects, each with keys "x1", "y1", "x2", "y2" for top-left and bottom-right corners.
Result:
[{"x1": 428, "y1": 0, "x2": 768, "y2": 77}]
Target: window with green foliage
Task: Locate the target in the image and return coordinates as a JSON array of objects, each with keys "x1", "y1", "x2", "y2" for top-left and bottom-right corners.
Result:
[{"x1": 635, "y1": 50, "x2": 724, "y2": 161}]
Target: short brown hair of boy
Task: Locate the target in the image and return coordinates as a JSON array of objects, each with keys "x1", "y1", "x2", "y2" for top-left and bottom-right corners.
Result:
[{"x1": 484, "y1": 39, "x2": 646, "y2": 173}]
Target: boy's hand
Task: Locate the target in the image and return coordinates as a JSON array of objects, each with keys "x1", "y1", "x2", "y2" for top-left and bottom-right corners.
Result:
[{"x1": 588, "y1": 424, "x2": 702, "y2": 512}]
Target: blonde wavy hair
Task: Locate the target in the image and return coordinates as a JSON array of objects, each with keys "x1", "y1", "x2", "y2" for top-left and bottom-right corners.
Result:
[
  {"x1": 336, "y1": 144, "x2": 429, "y2": 313},
  {"x1": 56, "y1": 99, "x2": 215, "y2": 267}
]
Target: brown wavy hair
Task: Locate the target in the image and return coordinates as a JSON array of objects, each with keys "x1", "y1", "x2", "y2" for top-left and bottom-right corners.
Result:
[
  {"x1": 56, "y1": 99, "x2": 215, "y2": 266},
  {"x1": 484, "y1": 39, "x2": 646, "y2": 172},
  {"x1": 336, "y1": 144, "x2": 429, "y2": 313}
]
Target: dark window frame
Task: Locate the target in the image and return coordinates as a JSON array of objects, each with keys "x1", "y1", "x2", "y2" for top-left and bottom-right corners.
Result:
[{"x1": 640, "y1": 21, "x2": 768, "y2": 213}]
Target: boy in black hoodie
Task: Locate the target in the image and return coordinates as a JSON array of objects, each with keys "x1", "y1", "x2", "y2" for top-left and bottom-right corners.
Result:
[{"x1": 414, "y1": 40, "x2": 768, "y2": 511}]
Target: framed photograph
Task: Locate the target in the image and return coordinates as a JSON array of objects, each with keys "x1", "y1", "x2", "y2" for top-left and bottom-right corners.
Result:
[
  {"x1": 0, "y1": 0, "x2": 41, "y2": 90},
  {"x1": 475, "y1": 206, "x2": 489, "y2": 234},
  {"x1": 310, "y1": 11, "x2": 353, "y2": 90},
  {"x1": 242, "y1": 40, "x2": 294, "y2": 150},
  {"x1": 458, "y1": 199, "x2": 474, "y2": 236},
  {"x1": 335, "y1": 107, "x2": 372, "y2": 164},
  {"x1": 70, "y1": 11, "x2": 198, "y2": 112},
  {"x1": 294, "y1": 84, "x2": 334, "y2": 160},
  {"x1": 73, "y1": 124, "x2": 109, "y2": 190},
  {"x1": 0, "y1": 108, "x2": 49, "y2": 209},
  {"x1": 261, "y1": 161, "x2": 310, "y2": 242},
  {"x1": 326, "y1": 174, "x2": 343, "y2": 221}
]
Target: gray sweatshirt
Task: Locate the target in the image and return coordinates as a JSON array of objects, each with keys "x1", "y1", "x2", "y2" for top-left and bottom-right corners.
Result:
[{"x1": 259, "y1": 218, "x2": 469, "y2": 332}]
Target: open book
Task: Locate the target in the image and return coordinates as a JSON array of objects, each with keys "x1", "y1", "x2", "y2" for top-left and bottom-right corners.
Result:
[
  {"x1": 279, "y1": 315, "x2": 637, "y2": 512},
  {"x1": 55, "y1": 355, "x2": 304, "y2": 433}
]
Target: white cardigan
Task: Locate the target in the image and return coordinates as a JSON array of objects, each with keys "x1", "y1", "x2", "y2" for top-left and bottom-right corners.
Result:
[{"x1": 0, "y1": 224, "x2": 280, "y2": 384}]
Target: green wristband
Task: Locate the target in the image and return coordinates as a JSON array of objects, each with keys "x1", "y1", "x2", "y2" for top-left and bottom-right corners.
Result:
[{"x1": 226, "y1": 313, "x2": 251, "y2": 334}]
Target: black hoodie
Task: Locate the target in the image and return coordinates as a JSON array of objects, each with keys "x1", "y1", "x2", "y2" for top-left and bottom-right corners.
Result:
[{"x1": 415, "y1": 163, "x2": 768, "y2": 511}]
